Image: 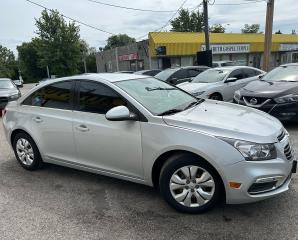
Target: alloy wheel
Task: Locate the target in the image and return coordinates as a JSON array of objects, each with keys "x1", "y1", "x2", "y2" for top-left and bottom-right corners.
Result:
[
  {"x1": 169, "y1": 165, "x2": 215, "y2": 208},
  {"x1": 16, "y1": 138, "x2": 34, "y2": 166}
]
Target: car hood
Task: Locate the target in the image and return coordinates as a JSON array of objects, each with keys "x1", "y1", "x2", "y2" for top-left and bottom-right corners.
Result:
[
  {"x1": 0, "y1": 88, "x2": 19, "y2": 97},
  {"x1": 178, "y1": 82, "x2": 215, "y2": 93},
  {"x1": 241, "y1": 80, "x2": 298, "y2": 98},
  {"x1": 163, "y1": 100, "x2": 282, "y2": 143}
]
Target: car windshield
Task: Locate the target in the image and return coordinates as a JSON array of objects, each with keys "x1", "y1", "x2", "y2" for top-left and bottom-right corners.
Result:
[
  {"x1": 0, "y1": 79, "x2": 15, "y2": 89},
  {"x1": 262, "y1": 65, "x2": 298, "y2": 82},
  {"x1": 115, "y1": 78, "x2": 199, "y2": 115},
  {"x1": 192, "y1": 69, "x2": 229, "y2": 83},
  {"x1": 155, "y1": 68, "x2": 177, "y2": 81}
]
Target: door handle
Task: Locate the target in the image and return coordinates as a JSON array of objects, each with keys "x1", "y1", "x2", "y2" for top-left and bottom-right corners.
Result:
[
  {"x1": 76, "y1": 125, "x2": 89, "y2": 132},
  {"x1": 33, "y1": 116, "x2": 43, "y2": 123}
]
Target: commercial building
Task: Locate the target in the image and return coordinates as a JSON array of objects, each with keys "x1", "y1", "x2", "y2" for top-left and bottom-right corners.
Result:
[{"x1": 96, "y1": 32, "x2": 298, "y2": 72}]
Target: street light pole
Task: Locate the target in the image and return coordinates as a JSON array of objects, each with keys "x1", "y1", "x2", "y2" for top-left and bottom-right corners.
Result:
[
  {"x1": 263, "y1": 0, "x2": 275, "y2": 71},
  {"x1": 203, "y1": 0, "x2": 210, "y2": 51}
]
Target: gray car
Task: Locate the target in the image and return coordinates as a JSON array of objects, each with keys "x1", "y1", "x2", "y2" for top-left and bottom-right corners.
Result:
[
  {"x1": 0, "y1": 78, "x2": 21, "y2": 111},
  {"x1": 2, "y1": 74, "x2": 296, "y2": 213}
]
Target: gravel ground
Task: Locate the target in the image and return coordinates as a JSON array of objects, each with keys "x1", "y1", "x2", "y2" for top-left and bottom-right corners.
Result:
[{"x1": 0, "y1": 84, "x2": 297, "y2": 240}]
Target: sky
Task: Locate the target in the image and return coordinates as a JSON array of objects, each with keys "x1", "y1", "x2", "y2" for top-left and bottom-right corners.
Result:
[{"x1": 1, "y1": 0, "x2": 298, "y2": 54}]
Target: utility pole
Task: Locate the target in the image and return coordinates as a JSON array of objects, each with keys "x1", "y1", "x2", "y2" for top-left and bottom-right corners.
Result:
[
  {"x1": 46, "y1": 65, "x2": 50, "y2": 78},
  {"x1": 263, "y1": 0, "x2": 275, "y2": 71},
  {"x1": 203, "y1": 0, "x2": 210, "y2": 51}
]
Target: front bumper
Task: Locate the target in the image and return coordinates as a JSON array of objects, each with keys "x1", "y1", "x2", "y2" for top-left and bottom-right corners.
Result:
[
  {"x1": 234, "y1": 98, "x2": 298, "y2": 122},
  {"x1": 223, "y1": 135, "x2": 296, "y2": 204}
]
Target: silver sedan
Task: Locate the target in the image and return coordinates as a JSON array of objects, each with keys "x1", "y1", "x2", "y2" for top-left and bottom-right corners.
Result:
[{"x1": 2, "y1": 74, "x2": 296, "y2": 213}]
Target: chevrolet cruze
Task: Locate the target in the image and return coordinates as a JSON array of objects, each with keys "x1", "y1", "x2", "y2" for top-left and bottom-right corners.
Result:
[{"x1": 2, "y1": 74, "x2": 296, "y2": 213}]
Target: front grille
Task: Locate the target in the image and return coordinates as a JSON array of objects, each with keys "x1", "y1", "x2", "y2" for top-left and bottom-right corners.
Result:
[
  {"x1": 242, "y1": 96, "x2": 271, "y2": 105},
  {"x1": 277, "y1": 130, "x2": 286, "y2": 142},
  {"x1": 284, "y1": 144, "x2": 293, "y2": 160}
]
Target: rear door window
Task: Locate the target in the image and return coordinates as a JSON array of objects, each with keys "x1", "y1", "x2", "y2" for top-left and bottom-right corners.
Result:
[
  {"x1": 242, "y1": 68, "x2": 262, "y2": 78},
  {"x1": 22, "y1": 81, "x2": 73, "y2": 110}
]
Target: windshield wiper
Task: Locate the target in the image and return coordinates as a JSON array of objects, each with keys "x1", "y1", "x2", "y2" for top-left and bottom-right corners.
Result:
[
  {"x1": 158, "y1": 109, "x2": 183, "y2": 116},
  {"x1": 145, "y1": 87, "x2": 177, "y2": 91},
  {"x1": 184, "y1": 99, "x2": 203, "y2": 110}
]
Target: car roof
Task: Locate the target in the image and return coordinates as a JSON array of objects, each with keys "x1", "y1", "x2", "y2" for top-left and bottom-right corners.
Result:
[
  {"x1": 280, "y1": 63, "x2": 298, "y2": 67},
  {"x1": 213, "y1": 61, "x2": 234, "y2": 63},
  {"x1": 0, "y1": 78, "x2": 12, "y2": 81},
  {"x1": 135, "y1": 69, "x2": 160, "y2": 73},
  {"x1": 212, "y1": 66, "x2": 263, "y2": 71},
  {"x1": 50, "y1": 73, "x2": 149, "y2": 83}
]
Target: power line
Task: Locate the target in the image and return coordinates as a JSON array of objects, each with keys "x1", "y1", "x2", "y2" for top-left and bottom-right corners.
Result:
[
  {"x1": 24, "y1": 0, "x2": 115, "y2": 35},
  {"x1": 87, "y1": 0, "x2": 176, "y2": 13},
  {"x1": 136, "y1": 0, "x2": 190, "y2": 40}
]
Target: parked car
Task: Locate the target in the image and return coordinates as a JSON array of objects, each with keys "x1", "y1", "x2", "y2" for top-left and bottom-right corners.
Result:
[
  {"x1": 36, "y1": 78, "x2": 51, "y2": 86},
  {"x1": 13, "y1": 76, "x2": 24, "y2": 88},
  {"x1": 116, "y1": 71, "x2": 135, "y2": 74},
  {"x1": 234, "y1": 63, "x2": 298, "y2": 122},
  {"x1": 3, "y1": 74, "x2": 296, "y2": 213},
  {"x1": 0, "y1": 78, "x2": 21, "y2": 112},
  {"x1": 212, "y1": 61, "x2": 237, "y2": 68},
  {"x1": 155, "y1": 66, "x2": 209, "y2": 85},
  {"x1": 177, "y1": 66, "x2": 265, "y2": 101},
  {"x1": 134, "y1": 69, "x2": 161, "y2": 76}
]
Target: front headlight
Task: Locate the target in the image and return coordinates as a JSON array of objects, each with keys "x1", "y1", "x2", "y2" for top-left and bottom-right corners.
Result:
[
  {"x1": 8, "y1": 93, "x2": 20, "y2": 101},
  {"x1": 191, "y1": 91, "x2": 205, "y2": 97},
  {"x1": 219, "y1": 137, "x2": 277, "y2": 161},
  {"x1": 274, "y1": 94, "x2": 298, "y2": 104}
]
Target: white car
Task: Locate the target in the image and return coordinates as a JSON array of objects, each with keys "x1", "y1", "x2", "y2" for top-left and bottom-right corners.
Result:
[
  {"x1": 212, "y1": 61, "x2": 236, "y2": 68},
  {"x1": 177, "y1": 66, "x2": 265, "y2": 101},
  {"x1": 2, "y1": 74, "x2": 296, "y2": 213}
]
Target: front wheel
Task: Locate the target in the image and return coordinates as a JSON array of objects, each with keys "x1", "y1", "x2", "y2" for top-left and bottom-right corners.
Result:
[{"x1": 159, "y1": 154, "x2": 223, "y2": 213}]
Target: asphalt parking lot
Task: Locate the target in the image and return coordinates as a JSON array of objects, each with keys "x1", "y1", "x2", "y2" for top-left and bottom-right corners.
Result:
[{"x1": 0, "y1": 84, "x2": 297, "y2": 240}]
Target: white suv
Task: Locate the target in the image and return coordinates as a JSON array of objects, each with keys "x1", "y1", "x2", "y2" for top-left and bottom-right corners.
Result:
[{"x1": 2, "y1": 74, "x2": 296, "y2": 213}]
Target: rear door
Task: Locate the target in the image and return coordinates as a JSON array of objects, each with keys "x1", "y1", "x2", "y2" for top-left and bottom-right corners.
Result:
[
  {"x1": 72, "y1": 80, "x2": 143, "y2": 179},
  {"x1": 22, "y1": 80, "x2": 76, "y2": 162}
]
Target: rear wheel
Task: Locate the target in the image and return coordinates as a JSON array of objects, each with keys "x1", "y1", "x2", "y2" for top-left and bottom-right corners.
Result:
[
  {"x1": 209, "y1": 93, "x2": 223, "y2": 101},
  {"x1": 159, "y1": 154, "x2": 223, "y2": 213},
  {"x1": 12, "y1": 132, "x2": 43, "y2": 170}
]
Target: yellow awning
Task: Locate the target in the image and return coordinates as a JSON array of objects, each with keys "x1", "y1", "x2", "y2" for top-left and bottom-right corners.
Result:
[{"x1": 149, "y1": 32, "x2": 298, "y2": 57}]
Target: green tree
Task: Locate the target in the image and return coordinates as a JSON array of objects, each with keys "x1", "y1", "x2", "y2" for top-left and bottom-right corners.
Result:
[
  {"x1": 210, "y1": 24, "x2": 226, "y2": 33},
  {"x1": 170, "y1": 9, "x2": 204, "y2": 32},
  {"x1": 35, "y1": 9, "x2": 82, "y2": 77},
  {"x1": 0, "y1": 45, "x2": 18, "y2": 79},
  {"x1": 79, "y1": 41, "x2": 97, "y2": 73},
  {"x1": 241, "y1": 24, "x2": 260, "y2": 33},
  {"x1": 275, "y1": 30, "x2": 282, "y2": 34},
  {"x1": 292, "y1": 29, "x2": 296, "y2": 35},
  {"x1": 104, "y1": 34, "x2": 136, "y2": 50},
  {"x1": 17, "y1": 39, "x2": 47, "y2": 82}
]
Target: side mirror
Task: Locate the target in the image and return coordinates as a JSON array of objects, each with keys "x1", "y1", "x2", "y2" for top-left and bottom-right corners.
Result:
[
  {"x1": 258, "y1": 74, "x2": 265, "y2": 79},
  {"x1": 225, "y1": 77, "x2": 237, "y2": 83},
  {"x1": 105, "y1": 106, "x2": 138, "y2": 121}
]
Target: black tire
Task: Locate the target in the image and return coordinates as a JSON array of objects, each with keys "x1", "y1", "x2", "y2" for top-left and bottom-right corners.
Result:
[
  {"x1": 12, "y1": 132, "x2": 43, "y2": 170},
  {"x1": 209, "y1": 93, "x2": 223, "y2": 101},
  {"x1": 159, "y1": 153, "x2": 223, "y2": 213}
]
